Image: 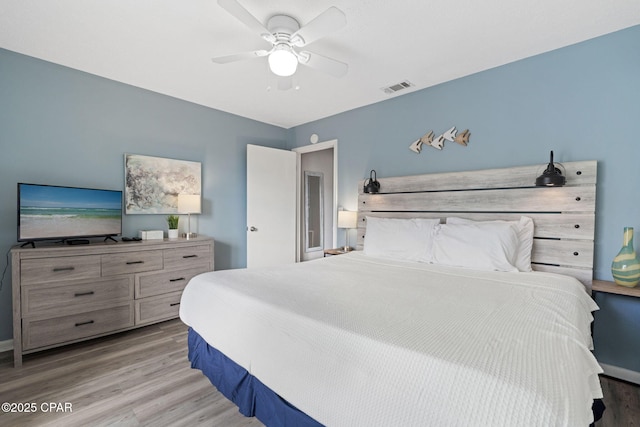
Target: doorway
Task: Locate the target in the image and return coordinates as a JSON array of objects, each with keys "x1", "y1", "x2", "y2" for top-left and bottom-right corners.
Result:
[{"x1": 293, "y1": 140, "x2": 337, "y2": 262}]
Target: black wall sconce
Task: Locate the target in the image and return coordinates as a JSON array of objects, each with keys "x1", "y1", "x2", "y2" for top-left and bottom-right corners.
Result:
[
  {"x1": 535, "y1": 151, "x2": 566, "y2": 187},
  {"x1": 363, "y1": 170, "x2": 381, "y2": 193}
]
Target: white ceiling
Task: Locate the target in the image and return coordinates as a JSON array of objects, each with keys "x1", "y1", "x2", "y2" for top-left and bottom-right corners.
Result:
[{"x1": 1, "y1": 0, "x2": 638, "y2": 129}]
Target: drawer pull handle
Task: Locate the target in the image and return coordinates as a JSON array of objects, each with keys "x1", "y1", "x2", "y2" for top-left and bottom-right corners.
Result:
[
  {"x1": 169, "y1": 277, "x2": 186, "y2": 282},
  {"x1": 170, "y1": 302, "x2": 180, "y2": 307},
  {"x1": 75, "y1": 320, "x2": 94, "y2": 327},
  {"x1": 53, "y1": 267, "x2": 75, "y2": 272},
  {"x1": 183, "y1": 255, "x2": 198, "y2": 259},
  {"x1": 126, "y1": 261, "x2": 144, "y2": 265},
  {"x1": 74, "y1": 291, "x2": 95, "y2": 297}
]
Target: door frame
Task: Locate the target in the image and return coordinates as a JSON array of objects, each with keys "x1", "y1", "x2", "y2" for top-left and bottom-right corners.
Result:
[{"x1": 292, "y1": 139, "x2": 338, "y2": 262}]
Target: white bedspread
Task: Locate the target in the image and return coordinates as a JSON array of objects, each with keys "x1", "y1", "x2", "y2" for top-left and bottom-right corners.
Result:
[{"x1": 180, "y1": 252, "x2": 603, "y2": 426}]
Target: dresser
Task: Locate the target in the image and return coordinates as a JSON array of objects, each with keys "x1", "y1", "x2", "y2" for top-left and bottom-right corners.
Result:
[{"x1": 11, "y1": 236, "x2": 214, "y2": 367}]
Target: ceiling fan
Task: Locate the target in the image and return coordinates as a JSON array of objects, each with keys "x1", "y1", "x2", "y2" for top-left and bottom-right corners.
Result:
[{"x1": 212, "y1": 0, "x2": 348, "y2": 80}]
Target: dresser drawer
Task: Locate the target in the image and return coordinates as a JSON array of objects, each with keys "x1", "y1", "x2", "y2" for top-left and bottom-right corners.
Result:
[
  {"x1": 23, "y1": 303, "x2": 134, "y2": 350},
  {"x1": 22, "y1": 276, "x2": 134, "y2": 316},
  {"x1": 136, "y1": 266, "x2": 209, "y2": 299},
  {"x1": 135, "y1": 291, "x2": 182, "y2": 325},
  {"x1": 164, "y1": 245, "x2": 211, "y2": 271},
  {"x1": 21, "y1": 255, "x2": 101, "y2": 286},
  {"x1": 101, "y1": 250, "x2": 163, "y2": 276},
  {"x1": 11, "y1": 237, "x2": 214, "y2": 367}
]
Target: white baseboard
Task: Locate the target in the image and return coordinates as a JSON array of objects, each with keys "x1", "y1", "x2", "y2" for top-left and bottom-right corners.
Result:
[
  {"x1": 600, "y1": 363, "x2": 640, "y2": 385},
  {"x1": 0, "y1": 339, "x2": 13, "y2": 353}
]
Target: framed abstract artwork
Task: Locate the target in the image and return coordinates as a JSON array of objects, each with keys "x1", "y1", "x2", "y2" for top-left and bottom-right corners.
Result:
[{"x1": 124, "y1": 154, "x2": 201, "y2": 214}]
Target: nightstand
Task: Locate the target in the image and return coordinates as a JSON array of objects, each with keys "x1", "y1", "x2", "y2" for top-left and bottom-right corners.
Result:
[
  {"x1": 591, "y1": 279, "x2": 640, "y2": 384},
  {"x1": 324, "y1": 248, "x2": 352, "y2": 257},
  {"x1": 592, "y1": 279, "x2": 640, "y2": 298}
]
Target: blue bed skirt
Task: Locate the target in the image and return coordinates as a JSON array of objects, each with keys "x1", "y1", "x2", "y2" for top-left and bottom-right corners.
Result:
[
  {"x1": 189, "y1": 327, "x2": 605, "y2": 426},
  {"x1": 188, "y1": 327, "x2": 323, "y2": 427}
]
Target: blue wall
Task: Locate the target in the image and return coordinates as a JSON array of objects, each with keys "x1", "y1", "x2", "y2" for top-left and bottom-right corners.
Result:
[
  {"x1": 290, "y1": 26, "x2": 640, "y2": 280},
  {"x1": 0, "y1": 48, "x2": 289, "y2": 342},
  {"x1": 289, "y1": 25, "x2": 640, "y2": 373}
]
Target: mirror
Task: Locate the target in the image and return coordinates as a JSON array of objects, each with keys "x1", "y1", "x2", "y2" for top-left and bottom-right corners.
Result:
[{"x1": 304, "y1": 171, "x2": 324, "y2": 252}]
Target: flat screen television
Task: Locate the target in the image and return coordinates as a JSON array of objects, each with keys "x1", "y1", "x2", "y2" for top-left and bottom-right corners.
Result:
[{"x1": 18, "y1": 183, "x2": 123, "y2": 244}]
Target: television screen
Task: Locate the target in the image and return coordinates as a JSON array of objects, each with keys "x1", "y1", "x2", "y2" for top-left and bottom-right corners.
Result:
[{"x1": 18, "y1": 183, "x2": 123, "y2": 242}]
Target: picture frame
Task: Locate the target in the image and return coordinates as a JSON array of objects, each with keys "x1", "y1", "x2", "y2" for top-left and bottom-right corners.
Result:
[{"x1": 124, "y1": 153, "x2": 201, "y2": 214}]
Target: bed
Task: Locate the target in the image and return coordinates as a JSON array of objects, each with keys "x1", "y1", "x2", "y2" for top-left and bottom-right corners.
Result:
[{"x1": 180, "y1": 160, "x2": 604, "y2": 426}]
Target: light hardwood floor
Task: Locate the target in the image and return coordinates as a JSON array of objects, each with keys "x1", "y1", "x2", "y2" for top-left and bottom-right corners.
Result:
[
  {"x1": 1, "y1": 319, "x2": 638, "y2": 426},
  {"x1": 0, "y1": 319, "x2": 263, "y2": 427}
]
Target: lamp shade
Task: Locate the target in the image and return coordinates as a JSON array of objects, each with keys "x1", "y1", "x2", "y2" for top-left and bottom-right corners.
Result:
[
  {"x1": 338, "y1": 210, "x2": 357, "y2": 229},
  {"x1": 177, "y1": 194, "x2": 201, "y2": 214}
]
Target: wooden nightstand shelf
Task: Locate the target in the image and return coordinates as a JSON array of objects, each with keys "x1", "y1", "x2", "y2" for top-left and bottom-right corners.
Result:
[
  {"x1": 592, "y1": 279, "x2": 640, "y2": 298},
  {"x1": 591, "y1": 279, "x2": 640, "y2": 385},
  {"x1": 324, "y1": 248, "x2": 352, "y2": 256}
]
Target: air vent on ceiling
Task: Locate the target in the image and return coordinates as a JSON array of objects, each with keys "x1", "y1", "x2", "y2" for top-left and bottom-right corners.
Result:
[{"x1": 381, "y1": 80, "x2": 415, "y2": 94}]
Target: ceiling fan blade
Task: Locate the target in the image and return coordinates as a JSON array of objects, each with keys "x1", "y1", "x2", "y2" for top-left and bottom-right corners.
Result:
[
  {"x1": 217, "y1": 0, "x2": 275, "y2": 42},
  {"x1": 300, "y1": 51, "x2": 348, "y2": 77},
  {"x1": 290, "y1": 7, "x2": 346, "y2": 47},
  {"x1": 212, "y1": 50, "x2": 269, "y2": 64}
]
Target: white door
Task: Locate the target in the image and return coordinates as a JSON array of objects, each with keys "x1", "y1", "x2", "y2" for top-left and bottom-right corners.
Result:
[{"x1": 247, "y1": 144, "x2": 297, "y2": 268}]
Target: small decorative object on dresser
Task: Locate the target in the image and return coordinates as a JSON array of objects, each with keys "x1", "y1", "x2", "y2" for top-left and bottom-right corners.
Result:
[
  {"x1": 167, "y1": 214, "x2": 179, "y2": 239},
  {"x1": 10, "y1": 236, "x2": 214, "y2": 367},
  {"x1": 611, "y1": 226, "x2": 640, "y2": 287},
  {"x1": 138, "y1": 230, "x2": 164, "y2": 240}
]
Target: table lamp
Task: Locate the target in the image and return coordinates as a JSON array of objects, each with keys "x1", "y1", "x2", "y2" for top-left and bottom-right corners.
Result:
[
  {"x1": 178, "y1": 194, "x2": 201, "y2": 240},
  {"x1": 338, "y1": 210, "x2": 357, "y2": 251}
]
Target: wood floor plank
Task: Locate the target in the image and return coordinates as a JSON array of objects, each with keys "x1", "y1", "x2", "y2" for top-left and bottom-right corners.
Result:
[
  {"x1": 598, "y1": 375, "x2": 640, "y2": 426},
  {"x1": 0, "y1": 318, "x2": 635, "y2": 426}
]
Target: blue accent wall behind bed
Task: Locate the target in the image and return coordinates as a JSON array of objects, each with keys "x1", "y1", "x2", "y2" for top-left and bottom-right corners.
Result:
[{"x1": 288, "y1": 25, "x2": 640, "y2": 378}]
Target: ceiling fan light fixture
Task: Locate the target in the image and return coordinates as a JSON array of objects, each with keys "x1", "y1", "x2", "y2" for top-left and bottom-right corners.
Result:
[
  {"x1": 268, "y1": 44, "x2": 298, "y2": 77},
  {"x1": 214, "y1": 1, "x2": 348, "y2": 81}
]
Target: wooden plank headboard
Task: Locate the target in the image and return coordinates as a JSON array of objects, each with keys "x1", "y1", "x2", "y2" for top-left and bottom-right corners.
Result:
[{"x1": 357, "y1": 161, "x2": 597, "y2": 291}]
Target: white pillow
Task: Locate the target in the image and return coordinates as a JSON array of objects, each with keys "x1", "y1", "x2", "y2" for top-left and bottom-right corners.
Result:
[
  {"x1": 431, "y1": 222, "x2": 520, "y2": 272},
  {"x1": 446, "y1": 216, "x2": 534, "y2": 272},
  {"x1": 363, "y1": 217, "x2": 440, "y2": 262}
]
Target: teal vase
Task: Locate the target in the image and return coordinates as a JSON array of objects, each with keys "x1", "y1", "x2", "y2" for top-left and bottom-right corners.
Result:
[{"x1": 611, "y1": 227, "x2": 640, "y2": 288}]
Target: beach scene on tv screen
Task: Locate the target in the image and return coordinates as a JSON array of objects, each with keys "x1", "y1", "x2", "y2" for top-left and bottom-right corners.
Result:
[{"x1": 19, "y1": 185, "x2": 122, "y2": 240}]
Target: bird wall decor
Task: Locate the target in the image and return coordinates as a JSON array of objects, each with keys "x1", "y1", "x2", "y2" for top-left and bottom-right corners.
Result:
[{"x1": 409, "y1": 126, "x2": 471, "y2": 154}]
